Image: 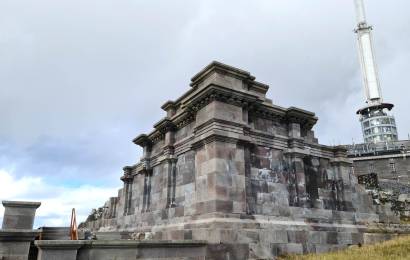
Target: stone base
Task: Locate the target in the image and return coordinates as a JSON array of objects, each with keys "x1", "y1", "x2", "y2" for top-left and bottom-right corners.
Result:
[
  {"x1": 90, "y1": 211, "x2": 397, "y2": 258},
  {"x1": 0, "y1": 230, "x2": 39, "y2": 260},
  {"x1": 36, "y1": 241, "x2": 86, "y2": 260},
  {"x1": 35, "y1": 240, "x2": 208, "y2": 260}
]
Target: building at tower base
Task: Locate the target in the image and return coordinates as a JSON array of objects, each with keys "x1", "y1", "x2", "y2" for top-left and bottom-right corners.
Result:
[
  {"x1": 81, "y1": 61, "x2": 401, "y2": 259},
  {"x1": 348, "y1": 0, "x2": 410, "y2": 221},
  {"x1": 347, "y1": 140, "x2": 410, "y2": 219}
]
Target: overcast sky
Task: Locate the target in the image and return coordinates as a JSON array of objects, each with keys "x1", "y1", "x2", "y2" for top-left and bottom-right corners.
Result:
[{"x1": 1, "y1": 0, "x2": 409, "y2": 227}]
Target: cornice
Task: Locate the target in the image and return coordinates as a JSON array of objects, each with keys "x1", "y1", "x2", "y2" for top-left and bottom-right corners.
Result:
[
  {"x1": 161, "y1": 100, "x2": 177, "y2": 111},
  {"x1": 132, "y1": 134, "x2": 152, "y2": 147},
  {"x1": 286, "y1": 107, "x2": 318, "y2": 130},
  {"x1": 191, "y1": 132, "x2": 251, "y2": 150},
  {"x1": 190, "y1": 61, "x2": 255, "y2": 88},
  {"x1": 184, "y1": 84, "x2": 262, "y2": 113},
  {"x1": 2, "y1": 201, "x2": 41, "y2": 208},
  {"x1": 153, "y1": 118, "x2": 177, "y2": 133},
  {"x1": 194, "y1": 118, "x2": 246, "y2": 135},
  {"x1": 172, "y1": 110, "x2": 196, "y2": 129}
]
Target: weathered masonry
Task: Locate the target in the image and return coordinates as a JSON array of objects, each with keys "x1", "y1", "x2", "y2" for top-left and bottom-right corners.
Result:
[{"x1": 83, "y1": 61, "x2": 399, "y2": 259}]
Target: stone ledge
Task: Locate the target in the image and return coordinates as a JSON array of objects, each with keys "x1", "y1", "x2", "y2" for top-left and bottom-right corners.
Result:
[
  {"x1": 2, "y1": 201, "x2": 41, "y2": 208},
  {"x1": 81, "y1": 240, "x2": 207, "y2": 249},
  {"x1": 0, "y1": 229, "x2": 39, "y2": 241},
  {"x1": 35, "y1": 240, "x2": 86, "y2": 250}
]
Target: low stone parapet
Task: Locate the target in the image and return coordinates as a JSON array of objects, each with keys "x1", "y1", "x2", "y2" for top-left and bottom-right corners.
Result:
[
  {"x1": 39, "y1": 227, "x2": 70, "y2": 240},
  {"x1": 0, "y1": 229, "x2": 39, "y2": 260},
  {"x1": 78, "y1": 240, "x2": 208, "y2": 260},
  {"x1": 34, "y1": 240, "x2": 208, "y2": 260},
  {"x1": 36, "y1": 240, "x2": 86, "y2": 260}
]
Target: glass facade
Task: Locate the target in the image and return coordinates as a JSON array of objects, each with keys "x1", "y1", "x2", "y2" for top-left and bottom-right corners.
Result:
[{"x1": 360, "y1": 109, "x2": 398, "y2": 143}]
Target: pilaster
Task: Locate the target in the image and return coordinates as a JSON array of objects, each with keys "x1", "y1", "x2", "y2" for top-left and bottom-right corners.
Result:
[{"x1": 121, "y1": 167, "x2": 134, "y2": 216}]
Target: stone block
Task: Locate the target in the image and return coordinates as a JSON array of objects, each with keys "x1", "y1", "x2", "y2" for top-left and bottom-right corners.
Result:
[
  {"x1": 192, "y1": 229, "x2": 220, "y2": 243},
  {"x1": 351, "y1": 233, "x2": 364, "y2": 245},
  {"x1": 248, "y1": 243, "x2": 273, "y2": 259},
  {"x1": 363, "y1": 233, "x2": 397, "y2": 245},
  {"x1": 355, "y1": 213, "x2": 379, "y2": 224},
  {"x1": 2, "y1": 201, "x2": 41, "y2": 230},
  {"x1": 184, "y1": 230, "x2": 193, "y2": 240},
  {"x1": 287, "y1": 230, "x2": 307, "y2": 244},
  {"x1": 337, "y1": 232, "x2": 353, "y2": 245},
  {"x1": 307, "y1": 231, "x2": 327, "y2": 244},
  {"x1": 169, "y1": 230, "x2": 184, "y2": 240},
  {"x1": 326, "y1": 232, "x2": 339, "y2": 245},
  {"x1": 0, "y1": 230, "x2": 40, "y2": 260},
  {"x1": 315, "y1": 245, "x2": 335, "y2": 254},
  {"x1": 272, "y1": 243, "x2": 303, "y2": 256},
  {"x1": 259, "y1": 230, "x2": 288, "y2": 243},
  {"x1": 39, "y1": 227, "x2": 70, "y2": 240},
  {"x1": 36, "y1": 240, "x2": 85, "y2": 260},
  {"x1": 206, "y1": 243, "x2": 249, "y2": 260},
  {"x1": 0, "y1": 241, "x2": 31, "y2": 260},
  {"x1": 235, "y1": 230, "x2": 259, "y2": 244},
  {"x1": 174, "y1": 206, "x2": 184, "y2": 217}
]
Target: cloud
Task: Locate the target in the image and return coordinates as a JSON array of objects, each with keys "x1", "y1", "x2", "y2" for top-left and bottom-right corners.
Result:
[
  {"x1": 1, "y1": 0, "x2": 409, "y2": 224},
  {"x1": 0, "y1": 169, "x2": 42, "y2": 199},
  {"x1": 1, "y1": 0, "x2": 409, "y2": 145},
  {"x1": 0, "y1": 169, "x2": 118, "y2": 227}
]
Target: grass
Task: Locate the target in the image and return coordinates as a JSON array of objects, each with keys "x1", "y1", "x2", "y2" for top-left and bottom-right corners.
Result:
[{"x1": 279, "y1": 236, "x2": 410, "y2": 260}]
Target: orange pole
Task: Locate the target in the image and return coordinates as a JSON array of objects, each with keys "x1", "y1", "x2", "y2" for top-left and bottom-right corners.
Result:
[{"x1": 70, "y1": 208, "x2": 78, "y2": 240}]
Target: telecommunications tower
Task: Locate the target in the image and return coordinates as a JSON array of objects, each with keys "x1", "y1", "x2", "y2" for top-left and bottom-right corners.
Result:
[{"x1": 353, "y1": 0, "x2": 398, "y2": 143}]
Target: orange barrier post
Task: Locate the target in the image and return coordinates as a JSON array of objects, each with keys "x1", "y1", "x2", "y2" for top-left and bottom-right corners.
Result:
[{"x1": 70, "y1": 208, "x2": 78, "y2": 240}]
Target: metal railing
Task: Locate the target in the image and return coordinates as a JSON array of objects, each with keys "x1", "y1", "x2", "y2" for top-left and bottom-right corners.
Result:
[{"x1": 347, "y1": 140, "x2": 410, "y2": 157}]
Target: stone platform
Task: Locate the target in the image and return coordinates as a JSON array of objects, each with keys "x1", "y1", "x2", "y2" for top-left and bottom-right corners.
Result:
[{"x1": 80, "y1": 61, "x2": 403, "y2": 258}]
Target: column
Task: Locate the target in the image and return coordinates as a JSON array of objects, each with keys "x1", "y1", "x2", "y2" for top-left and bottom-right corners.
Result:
[{"x1": 0, "y1": 201, "x2": 41, "y2": 260}]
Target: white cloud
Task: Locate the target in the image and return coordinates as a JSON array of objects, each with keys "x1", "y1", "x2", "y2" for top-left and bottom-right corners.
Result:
[
  {"x1": 0, "y1": 169, "x2": 118, "y2": 228},
  {"x1": 0, "y1": 169, "x2": 42, "y2": 199},
  {"x1": 1, "y1": 0, "x2": 410, "y2": 229}
]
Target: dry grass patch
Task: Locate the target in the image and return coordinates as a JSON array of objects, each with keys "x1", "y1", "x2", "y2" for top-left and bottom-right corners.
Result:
[{"x1": 279, "y1": 235, "x2": 410, "y2": 260}]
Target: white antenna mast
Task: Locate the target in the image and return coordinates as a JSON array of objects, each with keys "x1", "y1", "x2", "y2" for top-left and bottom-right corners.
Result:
[
  {"x1": 353, "y1": 0, "x2": 399, "y2": 143},
  {"x1": 354, "y1": 0, "x2": 383, "y2": 105}
]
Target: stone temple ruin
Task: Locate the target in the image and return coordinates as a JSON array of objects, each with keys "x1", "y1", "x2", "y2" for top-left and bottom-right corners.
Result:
[
  {"x1": 2, "y1": 61, "x2": 409, "y2": 260},
  {"x1": 74, "y1": 61, "x2": 404, "y2": 259}
]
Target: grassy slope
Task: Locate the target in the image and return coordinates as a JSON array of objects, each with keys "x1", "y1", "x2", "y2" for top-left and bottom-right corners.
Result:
[{"x1": 279, "y1": 236, "x2": 410, "y2": 260}]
